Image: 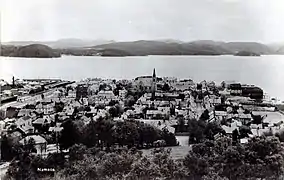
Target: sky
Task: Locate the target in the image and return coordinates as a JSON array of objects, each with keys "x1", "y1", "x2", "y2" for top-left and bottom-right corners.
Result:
[{"x1": 1, "y1": 0, "x2": 284, "y2": 43}]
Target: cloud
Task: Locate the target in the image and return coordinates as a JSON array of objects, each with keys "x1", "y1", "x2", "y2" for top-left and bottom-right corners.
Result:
[{"x1": 1, "y1": 0, "x2": 284, "y2": 42}]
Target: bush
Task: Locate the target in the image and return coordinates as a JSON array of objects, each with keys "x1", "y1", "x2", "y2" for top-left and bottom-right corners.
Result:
[{"x1": 161, "y1": 128, "x2": 178, "y2": 146}]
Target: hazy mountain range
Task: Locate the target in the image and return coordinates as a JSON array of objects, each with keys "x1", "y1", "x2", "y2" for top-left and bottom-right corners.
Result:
[
  {"x1": 2, "y1": 39, "x2": 115, "y2": 48},
  {"x1": 1, "y1": 39, "x2": 284, "y2": 57},
  {"x1": 92, "y1": 40, "x2": 278, "y2": 55}
]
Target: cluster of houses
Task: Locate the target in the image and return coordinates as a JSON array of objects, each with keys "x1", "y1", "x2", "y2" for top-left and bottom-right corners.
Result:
[
  {"x1": 1, "y1": 70, "x2": 284, "y2": 159},
  {"x1": 0, "y1": 78, "x2": 73, "y2": 106}
]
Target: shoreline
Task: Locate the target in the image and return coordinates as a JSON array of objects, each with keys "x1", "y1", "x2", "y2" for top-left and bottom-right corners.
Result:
[{"x1": 2, "y1": 54, "x2": 284, "y2": 58}]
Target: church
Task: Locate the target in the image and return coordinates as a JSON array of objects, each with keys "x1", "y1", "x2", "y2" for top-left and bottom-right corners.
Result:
[{"x1": 134, "y1": 68, "x2": 159, "y2": 98}]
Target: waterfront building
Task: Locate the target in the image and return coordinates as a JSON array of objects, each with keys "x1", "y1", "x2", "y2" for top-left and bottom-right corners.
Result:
[{"x1": 241, "y1": 85, "x2": 264, "y2": 100}]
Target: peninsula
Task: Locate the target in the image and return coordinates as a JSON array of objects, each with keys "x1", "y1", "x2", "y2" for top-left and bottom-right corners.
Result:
[{"x1": 0, "y1": 44, "x2": 61, "y2": 58}]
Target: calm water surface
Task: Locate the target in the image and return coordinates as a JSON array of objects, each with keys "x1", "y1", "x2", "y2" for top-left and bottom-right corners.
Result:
[{"x1": 1, "y1": 55, "x2": 284, "y2": 99}]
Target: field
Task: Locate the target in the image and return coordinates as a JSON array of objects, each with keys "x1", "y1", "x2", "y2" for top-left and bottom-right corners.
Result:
[{"x1": 142, "y1": 145, "x2": 192, "y2": 160}]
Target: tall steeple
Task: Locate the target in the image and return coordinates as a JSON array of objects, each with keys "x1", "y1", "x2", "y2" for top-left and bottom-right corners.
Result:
[
  {"x1": 153, "y1": 68, "x2": 156, "y2": 78},
  {"x1": 151, "y1": 68, "x2": 157, "y2": 100}
]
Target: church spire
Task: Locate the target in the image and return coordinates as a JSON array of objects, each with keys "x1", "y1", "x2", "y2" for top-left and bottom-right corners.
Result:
[{"x1": 153, "y1": 68, "x2": 156, "y2": 78}]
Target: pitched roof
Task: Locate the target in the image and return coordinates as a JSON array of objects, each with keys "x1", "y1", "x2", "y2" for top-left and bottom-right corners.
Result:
[
  {"x1": 17, "y1": 109, "x2": 32, "y2": 117},
  {"x1": 17, "y1": 124, "x2": 34, "y2": 134},
  {"x1": 222, "y1": 125, "x2": 238, "y2": 134},
  {"x1": 48, "y1": 126, "x2": 63, "y2": 132},
  {"x1": 32, "y1": 118, "x2": 51, "y2": 124}
]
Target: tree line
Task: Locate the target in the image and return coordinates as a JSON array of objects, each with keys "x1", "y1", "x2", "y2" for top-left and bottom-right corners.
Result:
[
  {"x1": 58, "y1": 117, "x2": 178, "y2": 151},
  {"x1": 4, "y1": 135, "x2": 284, "y2": 180}
]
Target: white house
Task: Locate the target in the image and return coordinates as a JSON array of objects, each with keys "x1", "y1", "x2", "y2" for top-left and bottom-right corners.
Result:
[
  {"x1": 209, "y1": 111, "x2": 228, "y2": 122},
  {"x1": 222, "y1": 120, "x2": 241, "y2": 135},
  {"x1": 36, "y1": 103, "x2": 54, "y2": 115},
  {"x1": 19, "y1": 135, "x2": 47, "y2": 155},
  {"x1": 146, "y1": 109, "x2": 168, "y2": 120}
]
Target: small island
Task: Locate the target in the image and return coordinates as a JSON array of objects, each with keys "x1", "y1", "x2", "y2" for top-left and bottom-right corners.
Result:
[{"x1": 234, "y1": 51, "x2": 261, "y2": 56}]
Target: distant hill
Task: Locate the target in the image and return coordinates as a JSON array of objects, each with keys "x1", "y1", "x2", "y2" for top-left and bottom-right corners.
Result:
[
  {"x1": 92, "y1": 40, "x2": 274, "y2": 56},
  {"x1": 99, "y1": 48, "x2": 133, "y2": 57},
  {"x1": 223, "y1": 42, "x2": 273, "y2": 54},
  {"x1": 1, "y1": 44, "x2": 61, "y2": 58},
  {"x1": 0, "y1": 45, "x2": 18, "y2": 57},
  {"x1": 50, "y1": 39, "x2": 115, "y2": 48},
  {"x1": 154, "y1": 39, "x2": 185, "y2": 44},
  {"x1": 191, "y1": 41, "x2": 273, "y2": 54},
  {"x1": 190, "y1": 40, "x2": 226, "y2": 46},
  {"x1": 276, "y1": 46, "x2": 284, "y2": 54},
  {"x1": 234, "y1": 51, "x2": 261, "y2": 56},
  {"x1": 58, "y1": 47, "x2": 132, "y2": 57},
  {"x1": 1, "y1": 39, "x2": 278, "y2": 57},
  {"x1": 93, "y1": 40, "x2": 226, "y2": 56},
  {"x1": 2, "y1": 39, "x2": 115, "y2": 49},
  {"x1": 186, "y1": 41, "x2": 232, "y2": 54}
]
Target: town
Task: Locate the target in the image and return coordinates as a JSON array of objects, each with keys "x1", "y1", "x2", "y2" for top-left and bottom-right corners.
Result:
[{"x1": 1, "y1": 69, "x2": 284, "y2": 180}]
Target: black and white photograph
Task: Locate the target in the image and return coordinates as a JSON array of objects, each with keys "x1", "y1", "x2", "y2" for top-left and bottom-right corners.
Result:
[{"x1": 1, "y1": 0, "x2": 284, "y2": 179}]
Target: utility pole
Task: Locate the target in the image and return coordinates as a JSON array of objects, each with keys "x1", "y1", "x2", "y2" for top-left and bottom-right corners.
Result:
[
  {"x1": 0, "y1": 82, "x2": 2, "y2": 162},
  {"x1": 0, "y1": 129, "x2": 1, "y2": 163}
]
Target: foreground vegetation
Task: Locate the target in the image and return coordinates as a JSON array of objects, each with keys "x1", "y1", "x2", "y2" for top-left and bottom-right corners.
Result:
[
  {"x1": 3, "y1": 102, "x2": 284, "y2": 179},
  {"x1": 3, "y1": 135, "x2": 284, "y2": 180}
]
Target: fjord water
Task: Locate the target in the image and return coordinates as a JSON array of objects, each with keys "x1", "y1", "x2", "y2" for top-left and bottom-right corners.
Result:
[{"x1": 1, "y1": 55, "x2": 284, "y2": 100}]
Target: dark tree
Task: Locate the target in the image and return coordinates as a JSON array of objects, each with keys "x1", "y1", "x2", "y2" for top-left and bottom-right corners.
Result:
[
  {"x1": 161, "y1": 128, "x2": 178, "y2": 146},
  {"x1": 109, "y1": 100, "x2": 119, "y2": 106},
  {"x1": 54, "y1": 101, "x2": 64, "y2": 113},
  {"x1": 188, "y1": 119, "x2": 206, "y2": 144},
  {"x1": 139, "y1": 124, "x2": 161, "y2": 147},
  {"x1": 177, "y1": 115, "x2": 186, "y2": 132},
  {"x1": 94, "y1": 117, "x2": 115, "y2": 150},
  {"x1": 251, "y1": 113, "x2": 264, "y2": 124},
  {"x1": 179, "y1": 93, "x2": 185, "y2": 101},
  {"x1": 84, "y1": 106, "x2": 91, "y2": 112},
  {"x1": 82, "y1": 120, "x2": 98, "y2": 148},
  {"x1": 162, "y1": 83, "x2": 170, "y2": 92},
  {"x1": 99, "y1": 84, "x2": 107, "y2": 91},
  {"x1": 197, "y1": 83, "x2": 202, "y2": 90},
  {"x1": 239, "y1": 125, "x2": 252, "y2": 139},
  {"x1": 124, "y1": 95, "x2": 136, "y2": 107},
  {"x1": 59, "y1": 120, "x2": 81, "y2": 150},
  {"x1": 1, "y1": 135, "x2": 20, "y2": 161},
  {"x1": 200, "y1": 109, "x2": 210, "y2": 121},
  {"x1": 204, "y1": 122, "x2": 226, "y2": 140},
  {"x1": 232, "y1": 129, "x2": 239, "y2": 145},
  {"x1": 113, "y1": 88, "x2": 120, "y2": 96},
  {"x1": 191, "y1": 90, "x2": 198, "y2": 100},
  {"x1": 114, "y1": 121, "x2": 140, "y2": 148}
]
